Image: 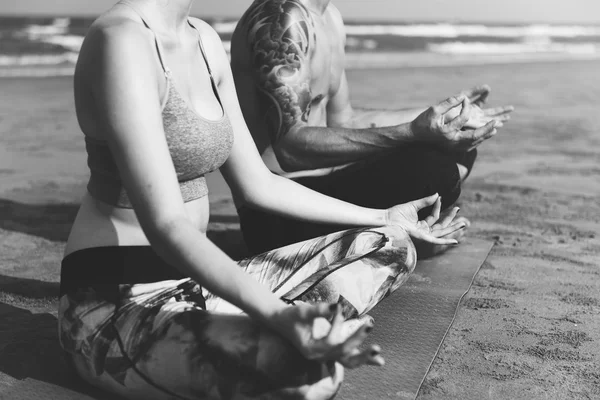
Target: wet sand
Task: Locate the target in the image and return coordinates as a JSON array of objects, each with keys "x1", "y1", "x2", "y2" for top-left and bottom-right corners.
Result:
[{"x1": 0, "y1": 59, "x2": 599, "y2": 398}]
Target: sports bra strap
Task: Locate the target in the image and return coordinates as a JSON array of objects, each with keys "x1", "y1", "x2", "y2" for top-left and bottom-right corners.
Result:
[
  {"x1": 119, "y1": 1, "x2": 171, "y2": 77},
  {"x1": 187, "y1": 20, "x2": 223, "y2": 105}
]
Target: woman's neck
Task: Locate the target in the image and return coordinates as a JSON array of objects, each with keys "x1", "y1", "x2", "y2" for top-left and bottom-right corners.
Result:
[{"x1": 119, "y1": 0, "x2": 194, "y2": 35}]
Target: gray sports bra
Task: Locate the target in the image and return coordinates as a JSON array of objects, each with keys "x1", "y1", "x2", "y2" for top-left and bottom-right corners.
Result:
[{"x1": 86, "y1": 8, "x2": 234, "y2": 208}]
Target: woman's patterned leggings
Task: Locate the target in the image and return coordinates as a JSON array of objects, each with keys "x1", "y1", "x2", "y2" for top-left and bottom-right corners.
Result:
[{"x1": 58, "y1": 226, "x2": 416, "y2": 400}]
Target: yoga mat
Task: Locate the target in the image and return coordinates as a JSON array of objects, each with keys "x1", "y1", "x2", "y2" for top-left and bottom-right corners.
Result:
[
  {"x1": 339, "y1": 238, "x2": 493, "y2": 400},
  {"x1": 0, "y1": 239, "x2": 492, "y2": 400}
]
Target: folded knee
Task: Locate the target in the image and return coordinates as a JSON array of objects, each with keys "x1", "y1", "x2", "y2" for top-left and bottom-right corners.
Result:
[
  {"x1": 412, "y1": 149, "x2": 463, "y2": 208},
  {"x1": 371, "y1": 225, "x2": 417, "y2": 273}
]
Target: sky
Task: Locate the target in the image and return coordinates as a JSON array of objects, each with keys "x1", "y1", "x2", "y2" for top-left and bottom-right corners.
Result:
[{"x1": 0, "y1": 0, "x2": 599, "y2": 23}]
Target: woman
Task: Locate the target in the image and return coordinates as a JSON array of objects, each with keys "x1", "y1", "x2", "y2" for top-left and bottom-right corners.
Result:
[{"x1": 59, "y1": 0, "x2": 466, "y2": 399}]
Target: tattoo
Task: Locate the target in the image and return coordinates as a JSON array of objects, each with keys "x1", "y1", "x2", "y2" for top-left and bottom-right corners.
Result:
[{"x1": 240, "y1": 0, "x2": 316, "y2": 143}]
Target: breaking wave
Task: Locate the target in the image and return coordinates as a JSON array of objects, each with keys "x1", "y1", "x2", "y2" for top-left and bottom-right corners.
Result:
[
  {"x1": 2, "y1": 17, "x2": 600, "y2": 77},
  {"x1": 428, "y1": 41, "x2": 599, "y2": 55}
]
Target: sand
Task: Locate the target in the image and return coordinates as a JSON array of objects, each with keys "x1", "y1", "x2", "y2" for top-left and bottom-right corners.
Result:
[{"x1": 0, "y1": 59, "x2": 599, "y2": 399}]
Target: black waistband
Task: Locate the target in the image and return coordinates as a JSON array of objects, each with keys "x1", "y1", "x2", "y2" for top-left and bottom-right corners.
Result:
[{"x1": 60, "y1": 246, "x2": 186, "y2": 297}]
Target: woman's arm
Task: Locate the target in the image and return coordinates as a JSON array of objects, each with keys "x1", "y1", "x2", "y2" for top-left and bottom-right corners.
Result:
[
  {"x1": 87, "y1": 20, "x2": 286, "y2": 326},
  {"x1": 83, "y1": 17, "x2": 387, "y2": 369}
]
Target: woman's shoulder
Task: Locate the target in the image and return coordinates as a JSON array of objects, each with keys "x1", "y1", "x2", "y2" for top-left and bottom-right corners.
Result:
[
  {"x1": 187, "y1": 18, "x2": 216, "y2": 34},
  {"x1": 81, "y1": 10, "x2": 155, "y2": 62},
  {"x1": 188, "y1": 17, "x2": 222, "y2": 46},
  {"x1": 75, "y1": 11, "x2": 162, "y2": 94},
  {"x1": 187, "y1": 17, "x2": 229, "y2": 78},
  {"x1": 92, "y1": 15, "x2": 151, "y2": 44}
]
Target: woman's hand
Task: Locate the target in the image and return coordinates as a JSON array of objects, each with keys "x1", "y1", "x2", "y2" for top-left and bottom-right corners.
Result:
[
  {"x1": 272, "y1": 303, "x2": 384, "y2": 369},
  {"x1": 385, "y1": 193, "x2": 466, "y2": 247}
]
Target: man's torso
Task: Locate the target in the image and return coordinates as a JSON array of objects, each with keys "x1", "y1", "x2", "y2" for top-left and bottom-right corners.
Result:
[{"x1": 231, "y1": 0, "x2": 346, "y2": 175}]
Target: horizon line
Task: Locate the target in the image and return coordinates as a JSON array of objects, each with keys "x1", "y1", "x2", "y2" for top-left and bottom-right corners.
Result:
[{"x1": 1, "y1": 12, "x2": 599, "y2": 26}]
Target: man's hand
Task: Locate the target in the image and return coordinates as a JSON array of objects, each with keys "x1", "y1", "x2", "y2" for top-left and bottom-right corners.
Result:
[
  {"x1": 443, "y1": 85, "x2": 514, "y2": 130},
  {"x1": 410, "y1": 94, "x2": 500, "y2": 151}
]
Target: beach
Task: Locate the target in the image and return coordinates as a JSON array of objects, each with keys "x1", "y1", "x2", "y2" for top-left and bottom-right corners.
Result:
[{"x1": 0, "y1": 58, "x2": 599, "y2": 399}]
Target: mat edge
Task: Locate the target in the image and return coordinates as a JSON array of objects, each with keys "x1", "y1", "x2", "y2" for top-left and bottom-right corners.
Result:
[{"x1": 413, "y1": 240, "x2": 494, "y2": 400}]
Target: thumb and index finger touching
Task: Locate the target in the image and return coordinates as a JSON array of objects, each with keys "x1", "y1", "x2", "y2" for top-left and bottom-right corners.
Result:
[
  {"x1": 434, "y1": 94, "x2": 473, "y2": 132},
  {"x1": 410, "y1": 192, "x2": 441, "y2": 211},
  {"x1": 462, "y1": 84, "x2": 491, "y2": 104},
  {"x1": 433, "y1": 94, "x2": 467, "y2": 115},
  {"x1": 435, "y1": 84, "x2": 490, "y2": 114}
]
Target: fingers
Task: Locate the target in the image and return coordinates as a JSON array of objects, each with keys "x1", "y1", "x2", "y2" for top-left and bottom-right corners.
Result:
[
  {"x1": 410, "y1": 192, "x2": 440, "y2": 211},
  {"x1": 424, "y1": 196, "x2": 442, "y2": 226},
  {"x1": 483, "y1": 105, "x2": 514, "y2": 117},
  {"x1": 452, "y1": 216, "x2": 471, "y2": 228},
  {"x1": 465, "y1": 120, "x2": 499, "y2": 151},
  {"x1": 409, "y1": 228, "x2": 459, "y2": 245},
  {"x1": 433, "y1": 94, "x2": 466, "y2": 115},
  {"x1": 431, "y1": 220, "x2": 467, "y2": 238},
  {"x1": 368, "y1": 345, "x2": 385, "y2": 367},
  {"x1": 341, "y1": 345, "x2": 385, "y2": 369},
  {"x1": 471, "y1": 120, "x2": 498, "y2": 140},
  {"x1": 308, "y1": 302, "x2": 338, "y2": 320},
  {"x1": 341, "y1": 320, "x2": 373, "y2": 354},
  {"x1": 463, "y1": 84, "x2": 491, "y2": 104},
  {"x1": 322, "y1": 317, "x2": 383, "y2": 368},
  {"x1": 326, "y1": 303, "x2": 345, "y2": 339},
  {"x1": 432, "y1": 206, "x2": 460, "y2": 230},
  {"x1": 444, "y1": 98, "x2": 471, "y2": 132},
  {"x1": 459, "y1": 120, "x2": 497, "y2": 150},
  {"x1": 339, "y1": 322, "x2": 382, "y2": 369}
]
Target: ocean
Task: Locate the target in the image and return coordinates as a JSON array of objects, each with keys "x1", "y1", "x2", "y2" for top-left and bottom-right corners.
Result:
[{"x1": 1, "y1": 15, "x2": 600, "y2": 77}]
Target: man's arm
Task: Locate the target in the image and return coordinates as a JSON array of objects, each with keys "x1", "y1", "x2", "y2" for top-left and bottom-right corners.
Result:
[
  {"x1": 327, "y1": 74, "x2": 513, "y2": 132},
  {"x1": 237, "y1": 1, "x2": 504, "y2": 172},
  {"x1": 239, "y1": 0, "x2": 415, "y2": 172}
]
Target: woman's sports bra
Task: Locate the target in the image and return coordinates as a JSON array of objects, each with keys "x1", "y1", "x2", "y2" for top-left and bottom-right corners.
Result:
[{"x1": 86, "y1": 7, "x2": 234, "y2": 208}]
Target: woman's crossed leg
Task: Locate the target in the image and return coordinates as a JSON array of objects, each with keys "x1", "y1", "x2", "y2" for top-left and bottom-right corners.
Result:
[{"x1": 59, "y1": 226, "x2": 416, "y2": 400}]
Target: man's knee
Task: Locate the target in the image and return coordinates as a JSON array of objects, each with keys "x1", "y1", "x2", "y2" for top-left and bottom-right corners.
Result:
[
  {"x1": 418, "y1": 150, "x2": 462, "y2": 206},
  {"x1": 457, "y1": 163, "x2": 469, "y2": 181},
  {"x1": 455, "y1": 148, "x2": 478, "y2": 178},
  {"x1": 381, "y1": 146, "x2": 463, "y2": 209}
]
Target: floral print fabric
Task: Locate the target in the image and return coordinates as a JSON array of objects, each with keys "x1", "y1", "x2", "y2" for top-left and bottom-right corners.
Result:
[{"x1": 59, "y1": 226, "x2": 416, "y2": 399}]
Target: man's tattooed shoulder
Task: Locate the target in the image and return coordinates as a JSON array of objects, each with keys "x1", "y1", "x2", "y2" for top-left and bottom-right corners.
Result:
[
  {"x1": 241, "y1": 0, "x2": 316, "y2": 58},
  {"x1": 240, "y1": 0, "x2": 317, "y2": 141}
]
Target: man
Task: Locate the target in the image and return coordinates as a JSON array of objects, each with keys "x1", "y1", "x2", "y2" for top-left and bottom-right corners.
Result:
[{"x1": 230, "y1": 0, "x2": 514, "y2": 254}]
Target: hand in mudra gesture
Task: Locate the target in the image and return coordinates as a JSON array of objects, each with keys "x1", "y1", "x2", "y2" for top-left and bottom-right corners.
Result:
[
  {"x1": 386, "y1": 193, "x2": 464, "y2": 244},
  {"x1": 447, "y1": 85, "x2": 514, "y2": 131},
  {"x1": 411, "y1": 85, "x2": 513, "y2": 152},
  {"x1": 273, "y1": 302, "x2": 384, "y2": 369},
  {"x1": 385, "y1": 193, "x2": 468, "y2": 258}
]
